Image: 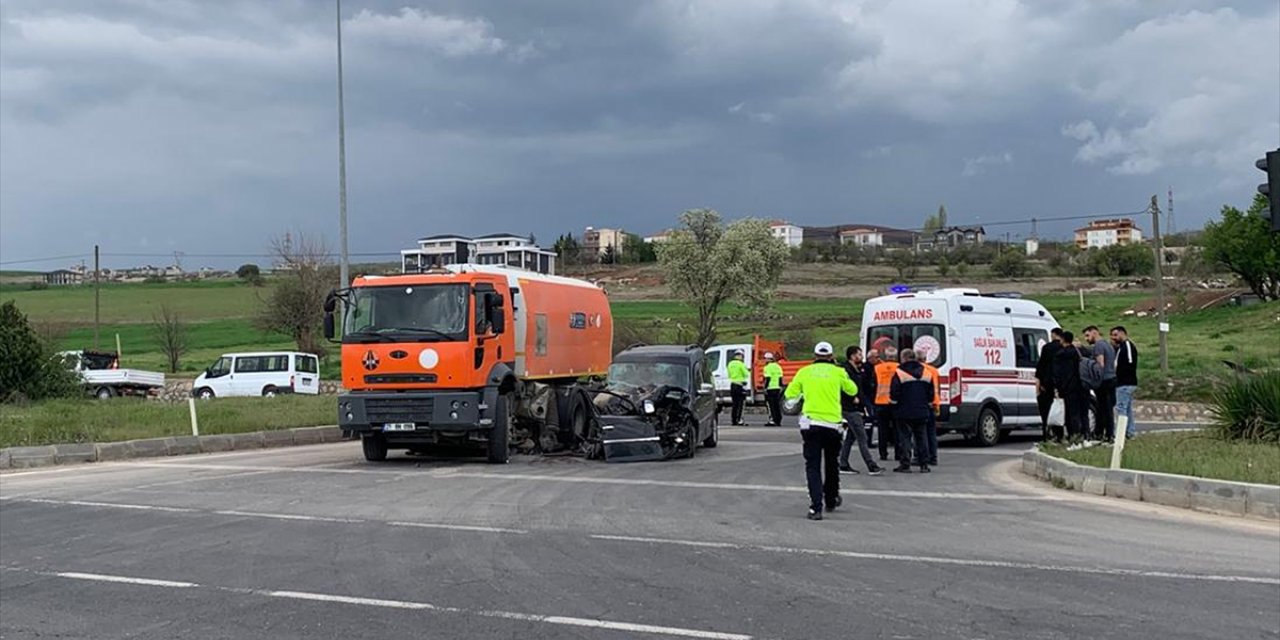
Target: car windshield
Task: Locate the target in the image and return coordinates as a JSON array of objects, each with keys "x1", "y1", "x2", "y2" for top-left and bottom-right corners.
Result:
[
  {"x1": 343, "y1": 284, "x2": 469, "y2": 342},
  {"x1": 608, "y1": 361, "x2": 691, "y2": 391}
]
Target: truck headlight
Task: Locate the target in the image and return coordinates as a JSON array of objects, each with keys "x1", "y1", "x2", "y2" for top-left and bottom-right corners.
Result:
[{"x1": 451, "y1": 400, "x2": 461, "y2": 410}]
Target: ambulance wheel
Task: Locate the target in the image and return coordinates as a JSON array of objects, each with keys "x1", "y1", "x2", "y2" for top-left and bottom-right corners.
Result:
[
  {"x1": 361, "y1": 434, "x2": 388, "y2": 462},
  {"x1": 974, "y1": 406, "x2": 1002, "y2": 447},
  {"x1": 487, "y1": 392, "x2": 513, "y2": 464},
  {"x1": 703, "y1": 413, "x2": 719, "y2": 448}
]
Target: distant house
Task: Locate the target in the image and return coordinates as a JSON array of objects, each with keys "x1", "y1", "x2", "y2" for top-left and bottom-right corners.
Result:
[
  {"x1": 1075, "y1": 219, "x2": 1143, "y2": 249},
  {"x1": 583, "y1": 227, "x2": 626, "y2": 258},
  {"x1": 44, "y1": 269, "x2": 82, "y2": 286},
  {"x1": 401, "y1": 233, "x2": 556, "y2": 275},
  {"x1": 643, "y1": 229, "x2": 673, "y2": 244},
  {"x1": 839, "y1": 227, "x2": 885, "y2": 247},
  {"x1": 917, "y1": 226, "x2": 986, "y2": 252},
  {"x1": 769, "y1": 221, "x2": 804, "y2": 248}
]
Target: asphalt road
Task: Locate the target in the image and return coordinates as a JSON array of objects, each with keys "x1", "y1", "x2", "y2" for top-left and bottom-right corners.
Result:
[{"x1": 1, "y1": 420, "x2": 1277, "y2": 640}]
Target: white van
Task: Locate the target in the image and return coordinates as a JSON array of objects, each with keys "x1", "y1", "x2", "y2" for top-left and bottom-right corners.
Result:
[
  {"x1": 860, "y1": 288, "x2": 1060, "y2": 446},
  {"x1": 705, "y1": 343, "x2": 753, "y2": 405},
  {"x1": 193, "y1": 352, "x2": 321, "y2": 399}
]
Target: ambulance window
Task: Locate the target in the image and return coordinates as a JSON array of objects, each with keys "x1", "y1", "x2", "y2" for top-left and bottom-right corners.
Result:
[
  {"x1": 868, "y1": 324, "x2": 946, "y2": 366},
  {"x1": 1013, "y1": 328, "x2": 1045, "y2": 368}
]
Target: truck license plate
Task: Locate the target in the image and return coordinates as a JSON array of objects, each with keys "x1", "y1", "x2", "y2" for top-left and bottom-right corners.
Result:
[{"x1": 383, "y1": 423, "x2": 416, "y2": 432}]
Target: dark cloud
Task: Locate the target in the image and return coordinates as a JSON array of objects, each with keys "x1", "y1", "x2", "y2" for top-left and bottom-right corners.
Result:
[{"x1": 1, "y1": 0, "x2": 1276, "y2": 269}]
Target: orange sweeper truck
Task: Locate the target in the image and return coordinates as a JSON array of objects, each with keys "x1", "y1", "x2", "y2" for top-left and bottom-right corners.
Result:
[{"x1": 323, "y1": 264, "x2": 613, "y2": 463}]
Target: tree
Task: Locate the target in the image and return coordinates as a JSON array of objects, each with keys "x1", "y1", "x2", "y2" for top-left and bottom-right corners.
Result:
[
  {"x1": 600, "y1": 243, "x2": 618, "y2": 265},
  {"x1": 553, "y1": 233, "x2": 583, "y2": 266},
  {"x1": 621, "y1": 233, "x2": 657, "y2": 263},
  {"x1": 1086, "y1": 243, "x2": 1153, "y2": 278},
  {"x1": 937, "y1": 255, "x2": 951, "y2": 277},
  {"x1": 890, "y1": 251, "x2": 918, "y2": 280},
  {"x1": 657, "y1": 209, "x2": 788, "y2": 347},
  {"x1": 990, "y1": 248, "x2": 1031, "y2": 278},
  {"x1": 151, "y1": 304, "x2": 188, "y2": 373},
  {"x1": 236, "y1": 263, "x2": 262, "y2": 285},
  {"x1": 257, "y1": 233, "x2": 333, "y2": 356},
  {"x1": 0, "y1": 300, "x2": 77, "y2": 402},
  {"x1": 1202, "y1": 194, "x2": 1280, "y2": 300},
  {"x1": 922, "y1": 204, "x2": 948, "y2": 234}
]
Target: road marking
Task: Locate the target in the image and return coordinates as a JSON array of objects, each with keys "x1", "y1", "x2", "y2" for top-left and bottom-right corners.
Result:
[
  {"x1": 15, "y1": 568, "x2": 752, "y2": 640},
  {"x1": 446, "y1": 472, "x2": 1059, "y2": 501},
  {"x1": 213, "y1": 510, "x2": 366, "y2": 524},
  {"x1": 16, "y1": 498, "x2": 198, "y2": 513},
  {"x1": 55, "y1": 572, "x2": 199, "y2": 588},
  {"x1": 589, "y1": 535, "x2": 1280, "y2": 586},
  {"x1": 387, "y1": 521, "x2": 528, "y2": 534}
]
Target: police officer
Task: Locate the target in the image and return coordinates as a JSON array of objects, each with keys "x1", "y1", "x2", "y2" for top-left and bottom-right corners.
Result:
[
  {"x1": 762, "y1": 352, "x2": 784, "y2": 427},
  {"x1": 890, "y1": 348, "x2": 934, "y2": 473},
  {"x1": 785, "y1": 342, "x2": 859, "y2": 521},
  {"x1": 727, "y1": 350, "x2": 750, "y2": 426},
  {"x1": 872, "y1": 346, "x2": 900, "y2": 461}
]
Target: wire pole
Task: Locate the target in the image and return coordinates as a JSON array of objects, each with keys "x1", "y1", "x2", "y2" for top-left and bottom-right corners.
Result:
[
  {"x1": 93, "y1": 244, "x2": 100, "y2": 350},
  {"x1": 336, "y1": 0, "x2": 350, "y2": 290},
  {"x1": 1150, "y1": 195, "x2": 1169, "y2": 373}
]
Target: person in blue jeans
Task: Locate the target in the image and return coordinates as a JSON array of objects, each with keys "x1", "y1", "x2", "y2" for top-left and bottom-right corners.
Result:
[{"x1": 1110, "y1": 326, "x2": 1139, "y2": 438}]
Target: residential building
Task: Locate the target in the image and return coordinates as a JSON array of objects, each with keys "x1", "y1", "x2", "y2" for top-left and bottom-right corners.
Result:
[
  {"x1": 401, "y1": 233, "x2": 555, "y2": 275},
  {"x1": 804, "y1": 224, "x2": 913, "y2": 247},
  {"x1": 838, "y1": 227, "x2": 885, "y2": 247},
  {"x1": 769, "y1": 221, "x2": 804, "y2": 248},
  {"x1": 1074, "y1": 218, "x2": 1143, "y2": 249},
  {"x1": 916, "y1": 226, "x2": 986, "y2": 252},
  {"x1": 583, "y1": 227, "x2": 626, "y2": 258},
  {"x1": 44, "y1": 269, "x2": 83, "y2": 286},
  {"x1": 643, "y1": 229, "x2": 673, "y2": 244}
]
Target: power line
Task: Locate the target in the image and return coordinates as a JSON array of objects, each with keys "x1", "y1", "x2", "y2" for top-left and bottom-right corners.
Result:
[{"x1": 0, "y1": 253, "x2": 92, "y2": 266}]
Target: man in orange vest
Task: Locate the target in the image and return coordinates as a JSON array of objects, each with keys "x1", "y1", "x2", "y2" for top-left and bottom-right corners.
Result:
[
  {"x1": 889, "y1": 348, "x2": 935, "y2": 473},
  {"x1": 920, "y1": 353, "x2": 942, "y2": 467},
  {"x1": 872, "y1": 346, "x2": 900, "y2": 462}
]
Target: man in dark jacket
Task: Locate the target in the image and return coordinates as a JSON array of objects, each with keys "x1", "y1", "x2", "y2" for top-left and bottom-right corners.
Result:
[
  {"x1": 889, "y1": 348, "x2": 934, "y2": 473},
  {"x1": 838, "y1": 346, "x2": 883, "y2": 475},
  {"x1": 1035, "y1": 328, "x2": 1064, "y2": 440},
  {"x1": 1052, "y1": 330, "x2": 1086, "y2": 441},
  {"x1": 1111, "y1": 325, "x2": 1139, "y2": 439}
]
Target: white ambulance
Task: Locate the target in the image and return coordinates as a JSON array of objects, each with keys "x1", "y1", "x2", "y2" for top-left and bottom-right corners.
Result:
[{"x1": 860, "y1": 288, "x2": 1060, "y2": 446}]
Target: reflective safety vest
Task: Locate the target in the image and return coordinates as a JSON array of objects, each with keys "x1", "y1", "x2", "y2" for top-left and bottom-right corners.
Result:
[
  {"x1": 763, "y1": 362, "x2": 784, "y2": 390},
  {"x1": 727, "y1": 359, "x2": 750, "y2": 384},
  {"x1": 922, "y1": 363, "x2": 941, "y2": 410},
  {"x1": 873, "y1": 361, "x2": 899, "y2": 405}
]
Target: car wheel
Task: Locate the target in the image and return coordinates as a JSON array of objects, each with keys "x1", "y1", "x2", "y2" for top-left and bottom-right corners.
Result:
[
  {"x1": 95, "y1": 386, "x2": 114, "y2": 400},
  {"x1": 975, "y1": 406, "x2": 1001, "y2": 447},
  {"x1": 361, "y1": 434, "x2": 388, "y2": 462},
  {"x1": 684, "y1": 419, "x2": 698, "y2": 459},
  {"x1": 262, "y1": 386, "x2": 277, "y2": 398},
  {"x1": 702, "y1": 413, "x2": 719, "y2": 448},
  {"x1": 196, "y1": 387, "x2": 215, "y2": 400},
  {"x1": 487, "y1": 392, "x2": 513, "y2": 464}
]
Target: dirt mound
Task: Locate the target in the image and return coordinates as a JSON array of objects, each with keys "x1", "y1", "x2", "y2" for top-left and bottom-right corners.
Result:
[{"x1": 1126, "y1": 288, "x2": 1247, "y2": 315}]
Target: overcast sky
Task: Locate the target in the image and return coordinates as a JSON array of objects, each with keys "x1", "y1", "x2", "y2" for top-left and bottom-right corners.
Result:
[{"x1": 1, "y1": 0, "x2": 1277, "y2": 269}]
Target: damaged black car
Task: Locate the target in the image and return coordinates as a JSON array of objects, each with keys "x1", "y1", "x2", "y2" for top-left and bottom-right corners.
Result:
[{"x1": 590, "y1": 345, "x2": 720, "y2": 462}]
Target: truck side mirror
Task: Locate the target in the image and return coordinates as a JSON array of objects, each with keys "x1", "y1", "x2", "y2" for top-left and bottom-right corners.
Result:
[
  {"x1": 489, "y1": 304, "x2": 505, "y2": 335},
  {"x1": 323, "y1": 312, "x2": 336, "y2": 340},
  {"x1": 323, "y1": 289, "x2": 337, "y2": 313}
]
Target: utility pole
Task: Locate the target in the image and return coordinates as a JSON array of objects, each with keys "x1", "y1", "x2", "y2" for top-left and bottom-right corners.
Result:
[
  {"x1": 1150, "y1": 195, "x2": 1168, "y2": 372},
  {"x1": 93, "y1": 244, "x2": 101, "y2": 350},
  {"x1": 336, "y1": 0, "x2": 350, "y2": 289},
  {"x1": 1167, "y1": 186, "x2": 1175, "y2": 237}
]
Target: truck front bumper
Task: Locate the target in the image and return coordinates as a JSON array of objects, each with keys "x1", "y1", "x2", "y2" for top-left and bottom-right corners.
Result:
[{"x1": 338, "y1": 391, "x2": 488, "y2": 436}]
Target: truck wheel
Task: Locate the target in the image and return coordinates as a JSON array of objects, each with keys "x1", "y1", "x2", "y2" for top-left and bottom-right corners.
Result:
[
  {"x1": 361, "y1": 435, "x2": 388, "y2": 462},
  {"x1": 702, "y1": 413, "x2": 719, "y2": 448},
  {"x1": 95, "y1": 386, "x2": 115, "y2": 400},
  {"x1": 975, "y1": 406, "x2": 1002, "y2": 447},
  {"x1": 487, "y1": 392, "x2": 513, "y2": 464},
  {"x1": 262, "y1": 385, "x2": 277, "y2": 398},
  {"x1": 196, "y1": 387, "x2": 215, "y2": 399}
]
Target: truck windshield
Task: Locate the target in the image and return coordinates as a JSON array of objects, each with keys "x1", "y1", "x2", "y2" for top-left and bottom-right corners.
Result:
[
  {"x1": 608, "y1": 361, "x2": 691, "y2": 391},
  {"x1": 867, "y1": 324, "x2": 947, "y2": 366},
  {"x1": 343, "y1": 284, "x2": 469, "y2": 342}
]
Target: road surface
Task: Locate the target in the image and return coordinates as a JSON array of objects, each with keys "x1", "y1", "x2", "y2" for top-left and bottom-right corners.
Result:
[{"x1": 2, "y1": 421, "x2": 1276, "y2": 640}]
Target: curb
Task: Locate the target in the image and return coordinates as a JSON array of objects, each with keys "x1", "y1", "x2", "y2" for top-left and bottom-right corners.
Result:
[
  {"x1": 0, "y1": 426, "x2": 344, "y2": 471},
  {"x1": 1021, "y1": 448, "x2": 1278, "y2": 521}
]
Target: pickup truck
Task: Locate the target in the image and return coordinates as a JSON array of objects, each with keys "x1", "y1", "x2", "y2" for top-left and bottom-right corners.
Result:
[{"x1": 60, "y1": 350, "x2": 166, "y2": 399}]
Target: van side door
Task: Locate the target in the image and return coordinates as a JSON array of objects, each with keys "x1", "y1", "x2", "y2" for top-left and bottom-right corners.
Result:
[{"x1": 1012, "y1": 327, "x2": 1048, "y2": 423}]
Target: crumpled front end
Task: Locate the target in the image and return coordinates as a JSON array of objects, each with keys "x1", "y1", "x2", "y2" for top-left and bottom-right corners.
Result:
[{"x1": 592, "y1": 384, "x2": 698, "y2": 463}]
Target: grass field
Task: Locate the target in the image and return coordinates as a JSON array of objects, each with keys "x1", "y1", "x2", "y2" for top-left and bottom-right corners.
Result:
[
  {"x1": 0, "y1": 395, "x2": 335, "y2": 448},
  {"x1": 1041, "y1": 432, "x2": 1280, "y2": 486},
  {"x1": 4, "y1": 276, "x2": 1276, "y2": 402}
]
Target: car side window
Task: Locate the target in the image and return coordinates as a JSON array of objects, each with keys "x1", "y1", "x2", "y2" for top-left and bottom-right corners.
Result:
[
  {"x1": 235, "y1": 356, "x2": 260, "y2": 373},
  {"x1": 1012, "y1": 328, "x2": 1045, "y2": 368},
  {"x1": 296, "y1": 355, "x2": 318, "y2": 374},
  {"x1": 208, "y1": 357, "x2": 232, "y2": 378}
]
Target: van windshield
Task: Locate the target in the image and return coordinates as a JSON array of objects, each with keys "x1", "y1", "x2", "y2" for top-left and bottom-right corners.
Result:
[
  {"x1": 867, "y1": 324, "x2": 947, "y2": 366},
  {"x1": 343, "y1": 284, "x2": 469, "y2": 342}
]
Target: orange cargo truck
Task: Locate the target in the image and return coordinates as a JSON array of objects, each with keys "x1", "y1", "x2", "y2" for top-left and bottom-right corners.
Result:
[{"x1": 323, "y1": 264, "x2": 612, "y2": 463}]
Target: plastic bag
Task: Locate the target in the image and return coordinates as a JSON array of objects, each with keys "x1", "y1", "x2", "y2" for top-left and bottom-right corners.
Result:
[{"x1": 1047, "y1": 398, "x2": 1065, "y2": 427}]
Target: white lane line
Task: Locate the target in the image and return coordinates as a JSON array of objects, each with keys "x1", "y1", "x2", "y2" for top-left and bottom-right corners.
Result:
[
  {"x1": 56, "y1": 572, "x2": 199, "y2": 588},
  {"x1": 387, "y1": 521, "x2": 528, "y2": 534},
  {"x1": 447, "y1": 472, "x2": 1058, "y2": 501},
  {"x1": 590, "y1": 535, "x2": 1280, "y2": 586},
  {"x1": 18, "y1": 568, "x2": 752, "y2": 640},
  {"x1": 121, "y1": 461, "x2": 383, "y2": 475},
  {"x1": 213, "y1": 510, "x2": 365, "y2": 524},
  {"x1": 17, "y1": 498, "x2": 198, "y2": 513}
]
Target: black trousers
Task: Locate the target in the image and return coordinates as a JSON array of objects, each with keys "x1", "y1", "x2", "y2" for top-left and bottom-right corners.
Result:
[
  {"x1": 1094, "y1": 379, "x2": 1116, "y2": 441},
  {"x1": 895, "y1": 417, "x2": 929, "y2": 467},
  {"x1": 801, "y1": 427, "x2": 842, "y2": 512},
  {"x1": 874, "y1": 405, "x2": 896, "y2": 459},
  {"x1": 730, "y1": 384, "x2": 747, "y2": 425},
  {"x1": 1062, "y1": 387, "x2": 1087, "y2": 439},
  {"x1": 1037, "y1": 386, "x2": 1055, "y2": 426},
  {"x1": 765, "y1": 389, "x2": 783, "y2": 425}
]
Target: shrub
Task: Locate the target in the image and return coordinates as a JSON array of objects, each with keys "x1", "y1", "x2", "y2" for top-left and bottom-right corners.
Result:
[
  {"x1": 1086, "y1": 243, "x2": 1154, "y2": 277},
  {"x1": 0, "y1": 300, "x2": 78, "y2": 402},
  {"x1": 990, "y1": 249, "x2": 1031, "y2": 278},
  {"x1": 1209, "y1": 372, "x2": 1280, "y2": 443}
]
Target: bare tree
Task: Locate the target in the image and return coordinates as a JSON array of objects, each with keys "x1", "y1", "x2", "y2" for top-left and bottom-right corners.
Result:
[
  {"x1": 257, "y1": 232, "x2": 334, "y2": 356},
  {"x1": 152, "y1": 304, "x2": 188, "y2": 373}
]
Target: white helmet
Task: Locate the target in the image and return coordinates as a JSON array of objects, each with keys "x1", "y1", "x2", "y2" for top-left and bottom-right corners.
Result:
[{"x1": 814, "y1": 341, "x2": 834, "y2": 356}]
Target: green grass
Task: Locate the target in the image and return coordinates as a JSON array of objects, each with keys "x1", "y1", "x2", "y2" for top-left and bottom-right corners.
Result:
[
  {"x1": 1041, "y1": 432, "x2": 1280, "y2": 486},
  {"x1": 1, "y1": 279, "x2": 265, "y2": 323},
  {"x1": 0, "y1": 395, "x2": 336, "y2": 448}
]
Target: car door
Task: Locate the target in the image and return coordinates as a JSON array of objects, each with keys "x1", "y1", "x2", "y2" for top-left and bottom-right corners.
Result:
[
  {"x1": 1012, "y1": 327, "x2": 1048, "y2": 424},
  {"x1": 294, "y1": 354, "x2": 319, "y2": 394},
  {"x1": 230, "y1": 356, "x2": 261, "y2": 396},
  {"x1": 204, "y1": 356, "x2": 234, "y2": 396},
  {"x1": 695, "y1": 357, "x2": 717, "y2": 435}
]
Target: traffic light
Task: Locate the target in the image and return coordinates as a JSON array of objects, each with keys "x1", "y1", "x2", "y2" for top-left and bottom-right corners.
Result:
[{"x1": 1259, "y1": 148, "x2": 1280, "y2": 232}]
